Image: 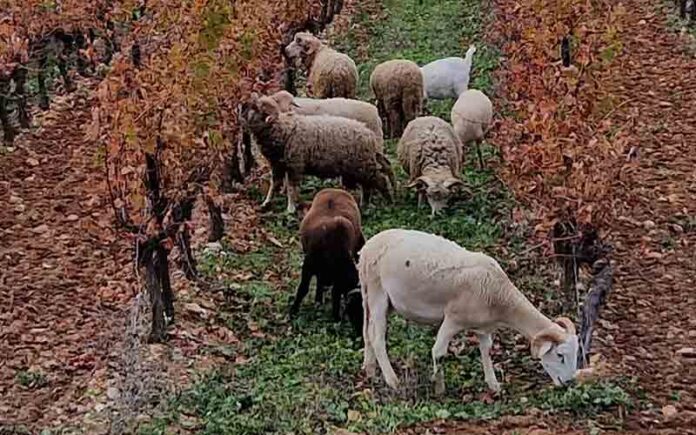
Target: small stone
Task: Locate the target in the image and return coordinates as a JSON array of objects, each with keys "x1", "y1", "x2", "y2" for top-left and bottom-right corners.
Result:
[
  {"x1": 347, "y1": 409, "x2": 361, "y2": 422},
  {"x1": 662, "y1": 404, "x2": 678, "y2": 418},
  {"x1": 9, "y1": 195, "x2": 22, "y2": 204},
  {"x1": 638, "y1": 19, "x2": 646, "y2": 25},
  {"x1": 32, "y1": 224, "x2": 49, "y2": 234},
  {"x1": 66, "y1": 214, "x2": 79, "y2": 222},
  {"x1": 205, "y1": 242, "x2": 222, "y2": 253},
  {"x1": 14, "y1": 204, "x2": 25, "y2": 213},
  {"x1": 643, "y1": 220, "x2": 656, "y2": 229},
  {"x1": 26, "y1": 158, "x2": 40, "y2": 167},
  {"x1": 106, "y1": 386, "x2": 120, "y2": 400}
]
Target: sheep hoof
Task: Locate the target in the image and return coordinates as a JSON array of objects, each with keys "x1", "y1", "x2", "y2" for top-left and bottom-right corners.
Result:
[
  {"x1": 487, "y1": 380, "x2": 502, "y2": 394},
  {"x1": 385, "y1": 374, "x2": 400, "y2": 390}
]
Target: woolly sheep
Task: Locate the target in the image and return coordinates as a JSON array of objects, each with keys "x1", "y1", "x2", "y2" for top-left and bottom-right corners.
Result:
[
  {"x1": 271, "y1": 90, "x2": 384, "y2": 143},
  {"x1": 284, "y1": 32, "x2": 359, "y2": 99},
  {"x1": 358, "y1": 229, "x2": 579, "y2": 393},
  {"x1": 242, "y1": 94, "x2": 394, "y2": 213},
  {"x1": 421, "y1": 45, "x2": 476, "y2": 100},
  {"x1": 291, "y1": 188, "x2": 364, "y2": 335},
  {"x1": 451, "y1": 89, "x2": 493, "y2": 169},
  {"x1": 397, "y1": 116, "x2": 466, "y2": 216},
  {"x1": 370, "y1": 59, "x2": 423, "y2": 139}
]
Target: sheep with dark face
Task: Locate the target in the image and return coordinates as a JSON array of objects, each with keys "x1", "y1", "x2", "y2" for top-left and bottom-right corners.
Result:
[
  {"x1": 241, "y1": 94, "x2": 395, "y2": 213},
  {"x1": 291, "y1": 188, "x2": 364, "y2": 335},
  {"x1": 284, "y1": 32, "x2": 359, "y2": 99}
]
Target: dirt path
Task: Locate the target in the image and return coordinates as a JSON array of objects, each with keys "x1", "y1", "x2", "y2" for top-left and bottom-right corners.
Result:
[
  {"x1": 0, "y1": 80, "x2": 133, "y2": 431},
  {"x1": 596, "y1": 3, "x2": 696, "y2": 431}
]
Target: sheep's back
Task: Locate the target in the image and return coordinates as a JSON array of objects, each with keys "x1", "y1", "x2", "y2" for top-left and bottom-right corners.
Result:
[
  {"x1": 360, "y1": 229, "x2": 509, "y2": 317},
  {"x1": 421, "y1": 57, "x2": 469, "y2": 99},
  {"x1": 310, "y1": 48, "x2": 358, "y2": 97},
  {"x1": 452, "y1": 90, "x2": 493, "y2": 123},
  {"x1": 283, "y1": 115, "x2": 381, "y2": 176},
  {"x1": 295, "y1": 98, "x2": 382, "y2": 138},
  {"x1": 397, "y1": 117, "x2": 462, "y2": 177},
  {"x1": 370, "y1": 60, "x2": 423, "y2": 101},
  {"x1": 301, "y1": 189, "x2": 362, "y2": 238}
]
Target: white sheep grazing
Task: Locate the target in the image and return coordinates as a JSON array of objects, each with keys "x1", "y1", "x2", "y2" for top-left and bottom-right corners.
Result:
[
  {"x1": 271, "y1": 90, "x2": 384, "y2": 144},
  {"x1": 358, "y1": 229, "x2": 579, "y2": 393},
  {"x1": 451, "y1": 89, "x2": 493, "y2": 169},
  {"x1": 284, "y1": 32, "x2": 359, "y2": 99},
  {"x1": 397, "y1": 116, "x2": 466, "y2": 216},
  {"x1": 421, "y1": 45, "x2": 476, "y2": 100}
]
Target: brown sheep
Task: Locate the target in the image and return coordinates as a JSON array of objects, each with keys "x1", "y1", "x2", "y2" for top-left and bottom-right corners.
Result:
[
  {"x1": 370, "y1": 59, "x2": 424, "y2": 138},
  {"x1": 291, "y1": 188, "x2": 364, "y2": 335},
  {"x1": 285, "y1": 32, "x2": 359, "y2": 99}
]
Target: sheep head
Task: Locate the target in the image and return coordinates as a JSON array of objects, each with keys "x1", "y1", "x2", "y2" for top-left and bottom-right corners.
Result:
[
  {"x1": 241, "y1": 93, "x2": 283, "y2": 130},
  {"x1": 373, "y1": 153, "x2": 395, "y2": 202},
  {"x1": 284, "y1": 32, "x2": 322, "y2": 68},
  {"x1": 530, "y1": 317, "x2": 578, "y2": 386},
  {"x1": 271, "y1": 90, "x2": 300, "y2": 112},
  {"x1": 408, "y1": 175, "x2": 464, "y2": 216}
]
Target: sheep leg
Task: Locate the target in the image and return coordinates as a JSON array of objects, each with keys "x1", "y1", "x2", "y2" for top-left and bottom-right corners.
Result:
[
  {"x1": 314, "y1": 274, "x2": 327, "y2": 306},
  {"x1": 261, "y1": 168, "x2": 284, "y2": 209},
  {"x1": 431, "y1": 317, "x2": 463, "y2": 395},
  {"x1": 285, "y1": 173, "x2": 300, "y2": 214},
  {"x1": 368, "y1": 288, "x2": 399, "y2": 389},
  {"x1": 475, "y1": 140, "x2": 485, "y2": 170},
  {"x1": 476, "y1": 332, "x2": 501, "y2": 393},
  {"x1": 387, "y1": 107, "x2": 401, "y2": 140},
  {"x1": 331, "y1": 285, "x2": 341, "y2": 322},
  {"x1": 290, "y1": 255, "x2": 314, "y2": 317},
  {"x1": 361, "y1": 279, "x2": 377, "y2": 377}
]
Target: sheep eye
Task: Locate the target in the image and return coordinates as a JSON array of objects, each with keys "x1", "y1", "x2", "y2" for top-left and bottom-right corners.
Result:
[{"x1": 557, "y1": 353, "x2": 565, "y2": 364}]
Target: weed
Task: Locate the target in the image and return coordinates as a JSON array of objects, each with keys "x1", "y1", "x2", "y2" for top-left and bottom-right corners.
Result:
[{"x1": 15, "y1": 369, "x2": 49, "y2": 389}]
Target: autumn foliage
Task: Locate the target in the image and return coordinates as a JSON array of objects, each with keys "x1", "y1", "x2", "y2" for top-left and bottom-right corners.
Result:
[
  {"x1": 86, "y1": 0, "x2": 330, "y2": 339},
  {"x1": 491, "y1": 0, "x2": 631, "y2": 235},
  {"x1": 91, "y1": 0, "x2": 322, "y2": 233}
]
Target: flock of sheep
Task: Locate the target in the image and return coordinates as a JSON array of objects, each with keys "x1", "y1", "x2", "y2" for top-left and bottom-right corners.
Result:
[{"x1": 241, "y1": 32, "x2": 580, "y2": 393}]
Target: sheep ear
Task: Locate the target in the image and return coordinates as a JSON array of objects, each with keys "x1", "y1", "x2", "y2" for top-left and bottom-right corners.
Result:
[
  {"x1": 532, "y1": 340, "x2": 554, "y2": 359},
  {"x1": 554, "y1": 317, "x2": 577, "y2": 335},
  {"x1": 443, "y1": 178, "x2": 465, "y2": 191},
  {"x1": 407, "y1": 176, "x2": 429, "y2": 191},
  {"x1": 531, "y1": 326, "x2": 566, "y2": 358}
]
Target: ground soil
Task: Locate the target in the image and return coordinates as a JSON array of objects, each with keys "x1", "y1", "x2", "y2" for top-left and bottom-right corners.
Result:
[{"x1": 0, "y1": 82, "x2": 135, "y2": 429}]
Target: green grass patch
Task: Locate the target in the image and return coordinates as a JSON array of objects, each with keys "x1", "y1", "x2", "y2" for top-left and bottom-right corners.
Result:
[{"x1": 141, "y1": 0, "x2": 631, "y2": 433}]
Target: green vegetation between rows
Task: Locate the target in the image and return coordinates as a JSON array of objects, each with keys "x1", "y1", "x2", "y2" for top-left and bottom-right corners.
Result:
[{"x1": 141, "y1": 0, "x2": 632, "y2": 433}]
